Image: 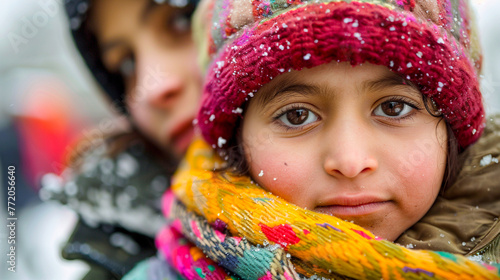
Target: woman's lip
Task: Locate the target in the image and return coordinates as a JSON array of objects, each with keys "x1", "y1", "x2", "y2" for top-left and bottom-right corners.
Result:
[
  {"x1": 173, "y1": 127, "x2": 194, "y2": 153},
  {"x1": 314, "y1": 201, "x2": 391, "y2": 217},
  {"x1": 169, "y1": 119, "x2": 195, "y2": 153}
]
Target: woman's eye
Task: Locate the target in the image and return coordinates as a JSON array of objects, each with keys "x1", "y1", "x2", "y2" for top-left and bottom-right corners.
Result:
[
  {"x1": 278, "y1": 108, "x2": 318, "y2": 127},
  {"x1": 168, "y1": 11, "x2": 192, "y2": 34},
  {"x1": 373, "y1": 101, "x2": 414, "y2": 118},
  {"x1": 118, "y1": 56, "x2": 135, "y2": 78}
]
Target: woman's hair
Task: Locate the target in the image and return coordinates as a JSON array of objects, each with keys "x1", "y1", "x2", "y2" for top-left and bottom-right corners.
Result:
[{"x1": 223, "y1": 94, "x2": 464, "y2": 191}]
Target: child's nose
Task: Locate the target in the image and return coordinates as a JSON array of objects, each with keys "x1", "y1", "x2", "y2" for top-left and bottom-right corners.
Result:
[{"x1": 322, "y1": 121, "x2": 378, "y2": 179}]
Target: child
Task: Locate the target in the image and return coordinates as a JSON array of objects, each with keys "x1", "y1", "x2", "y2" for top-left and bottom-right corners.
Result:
[{"x1": 126, "y1": 0, "x2": 500, "y2": 279}]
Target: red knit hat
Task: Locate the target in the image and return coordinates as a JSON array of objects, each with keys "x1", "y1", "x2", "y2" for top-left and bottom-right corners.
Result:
[{"x1": 194, "y1": 0, "x2": 484, "y2": 150}]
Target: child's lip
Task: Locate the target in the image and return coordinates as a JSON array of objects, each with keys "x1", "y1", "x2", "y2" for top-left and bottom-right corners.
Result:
[
  {"x1": 315, "y1": 201, "x2": 390, "y2": 217},
  {"x1": 315, "y1": 196, "x2": 391, "y2": 216}
]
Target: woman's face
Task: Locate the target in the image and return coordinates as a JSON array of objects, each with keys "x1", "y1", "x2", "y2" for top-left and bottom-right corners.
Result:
[
  {"x1": 242, "y1": 62, "x2": 447, "y2": 241},
  {"x1": 91, "y1": 0, "x2": 201, "y2": 158}
]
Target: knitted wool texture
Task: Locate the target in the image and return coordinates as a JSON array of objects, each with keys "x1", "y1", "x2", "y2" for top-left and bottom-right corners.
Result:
[
  {"x1": 195, "y1": 0, "x2": 484, "y2": 150},
  {"x1": 157, "y1": 138, "x2": 500, "y2": 280}
]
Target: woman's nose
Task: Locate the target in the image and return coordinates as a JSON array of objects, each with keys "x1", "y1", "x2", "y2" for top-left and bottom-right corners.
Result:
[
  {"x1": 322, "y1": 120, "x2": 378, "y2": 179},
  {"x1": 134, "y1": 52, "x2": 184, "y2": 108}
]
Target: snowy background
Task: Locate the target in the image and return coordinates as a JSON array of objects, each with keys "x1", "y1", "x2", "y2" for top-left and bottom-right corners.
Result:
[{"x1": 0, "y1": 0, "x2": 499, "y2": 279}]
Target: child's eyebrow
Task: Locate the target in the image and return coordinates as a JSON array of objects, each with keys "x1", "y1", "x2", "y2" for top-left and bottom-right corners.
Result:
[
  {"x1": 256, "y1": 79, "x2": 321, "y2": 107},
  {"x1": 362, "y1": 74, "x2": 421, "y2": 97},
  {"x1": 255, "y1": 72, "x2": 422, "y2": 107}
]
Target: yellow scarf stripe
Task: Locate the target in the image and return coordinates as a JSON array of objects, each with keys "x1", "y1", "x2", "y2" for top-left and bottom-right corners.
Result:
[{"x1": 171, "y1": 139, "x2": 499, "y2": 279}]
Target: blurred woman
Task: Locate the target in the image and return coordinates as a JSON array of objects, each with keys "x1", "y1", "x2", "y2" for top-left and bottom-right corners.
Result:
[{"x1": 40, "y1": 0, "x2": 202, "y2": 279}]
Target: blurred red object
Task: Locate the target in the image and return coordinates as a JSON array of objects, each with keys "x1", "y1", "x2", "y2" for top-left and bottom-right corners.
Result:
[{"x1": 14, "y1": 77, "x2": 89, "y2": 190}]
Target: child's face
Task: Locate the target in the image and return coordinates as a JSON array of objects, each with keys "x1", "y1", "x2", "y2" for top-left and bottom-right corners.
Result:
[
  {"x1": 242, "y1": 62, "x2": 447, "y2": 241},
  {"x1": 92, "y1": 0, "x2": 201, "y2": 158}
]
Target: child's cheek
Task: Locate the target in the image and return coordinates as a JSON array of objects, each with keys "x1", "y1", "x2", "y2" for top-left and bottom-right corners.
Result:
[
  {"x1": 397, "y1": 138, "x2": 446, "y2": 182},
  {"x1": 388, "y1": 139, "x2": 445, "y2": 209},
  {"x1": 247, "y1": 143, "x2": 290, "y2": 186},
  {"x1": 246, "y1": 141, "x2": 311, "y2": 206}
]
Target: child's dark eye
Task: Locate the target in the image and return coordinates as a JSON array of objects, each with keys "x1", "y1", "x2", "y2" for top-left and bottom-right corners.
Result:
[
  {"x1": 278, "y1": 108, "x2": 318, "y2": 127},
  {"x1": 373, "y1": 100, "x2": 417, "y2": 118}
]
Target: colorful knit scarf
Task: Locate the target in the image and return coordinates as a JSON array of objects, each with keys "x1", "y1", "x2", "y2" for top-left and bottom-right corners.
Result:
[{"x1": 157, "y1": 139, "x2": 500, "y2": 280}]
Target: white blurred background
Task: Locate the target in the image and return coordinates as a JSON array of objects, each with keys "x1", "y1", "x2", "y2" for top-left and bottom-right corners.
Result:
[{"x1": 0, "y1": 0, "x2": 499, "y2": 279}]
